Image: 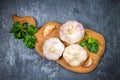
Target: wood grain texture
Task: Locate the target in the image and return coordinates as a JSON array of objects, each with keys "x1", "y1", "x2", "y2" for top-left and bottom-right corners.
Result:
[
  {"x1": 35, "y1": 21, "x2": 105, "y2": 73},
  {"x1": 12, "y1": 15, "x2": 36, "y2": 26}
]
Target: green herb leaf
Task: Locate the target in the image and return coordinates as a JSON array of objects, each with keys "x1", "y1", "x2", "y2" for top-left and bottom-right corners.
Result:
[
  {"x1": 23, "y1": 35, "x2": 36, "y2": 49},
  {"x1": 88, "y1": 37, "x2": 98, "y2": 44},
  {"x1": 90, "y1": 44, "x2": 98, "y2": 53},
  {"x1": 86, "y1": 43, "x2": 92, "y2": 49},
  {"x1": 27, "y1": 25, "x2": 37, "y2": 35},
  {"x1": 10, "y1": 21, "x2": 37, "y2": 49},
  {"x1": 22, "y1": 23, "x2": 28, "y2": 29},
  {"x1": 10, "y1": 21, "x2": 21, "y2": 33},
  {"x1": 80, "y1": 37, "x2": 99, "y2": 53},
  {"x1": 80, "y1": 40, "x2": 87, "y2": 47},
  {"x1": 10, "y1": 21, "x2": 25, "y2": 39}
]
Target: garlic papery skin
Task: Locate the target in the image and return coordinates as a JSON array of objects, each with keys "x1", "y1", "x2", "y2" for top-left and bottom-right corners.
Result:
[
  {"x1": 43, "y1": 38, "x2": 65, "y2": 60},
  {"x1": 63, "y1": 44, "x2": 88, "y2": 66},
  {"x1": 59, "y1": 21, "x2": 84, "y2": 44}
]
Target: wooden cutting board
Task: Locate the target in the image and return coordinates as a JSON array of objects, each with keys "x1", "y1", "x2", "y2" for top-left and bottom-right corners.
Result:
[{"x1": 35, "y1": 21, "x2": 105, "y2": 73}]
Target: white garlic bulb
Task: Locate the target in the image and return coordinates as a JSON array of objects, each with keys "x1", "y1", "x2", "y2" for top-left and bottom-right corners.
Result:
[
  {"x1": 59, "y1": 21, "x2": 84, "y2": 44},
  {"x1": 63, "y1": 44, "x2": 88, "y2": 66},
  {"x1": 43, "y1": 38, "x2": 65, "y2": 60}
]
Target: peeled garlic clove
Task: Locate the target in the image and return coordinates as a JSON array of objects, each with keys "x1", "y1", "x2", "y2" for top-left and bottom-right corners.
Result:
[
  {"x1": 63, "y1": 44, "x2": 88, "y2": 66},
  {"x1": 43, "y1": 25, "x2": 55, "y2": 37},
  {"x1": 59, "y1": 21, "x2": 84, "y2": 44},
  {"x1": 43, "y1": 38, "x2": 65, "y2": 60}
]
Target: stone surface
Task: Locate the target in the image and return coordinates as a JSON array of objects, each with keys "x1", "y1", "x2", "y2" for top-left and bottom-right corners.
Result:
[{"x1": 0, "y1": 0, "x2": 120, "y2": 80}]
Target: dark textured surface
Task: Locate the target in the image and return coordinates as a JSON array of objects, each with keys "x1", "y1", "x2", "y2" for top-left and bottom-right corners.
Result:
[{"x1": 0, "y1": 0, "x2": 120, "y2": 80}]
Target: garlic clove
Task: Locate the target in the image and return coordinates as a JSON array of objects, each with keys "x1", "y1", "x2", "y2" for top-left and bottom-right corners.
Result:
[
  {"x1": 82, "y1": 57, "x2": 93, "y2": 68},
  {"x1": 43, "y1": 25, "x2": 56, "y2": 37}
]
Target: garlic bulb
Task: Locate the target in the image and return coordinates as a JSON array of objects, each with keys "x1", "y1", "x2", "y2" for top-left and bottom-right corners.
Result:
[
  {"x1": 59, "y1": 21, "x2": 84, "y2": 44},
  {"x1": 43, "y1": 38, "x2": 65, "y2": 60},
  {"x1": 63, "y1": 44, "x2": 88, "y2": 66}
]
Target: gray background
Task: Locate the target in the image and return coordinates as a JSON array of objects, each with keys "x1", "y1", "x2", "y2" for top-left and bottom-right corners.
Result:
[{"x1": 0, "y1": 0, "x2": 120, "y2": 80}]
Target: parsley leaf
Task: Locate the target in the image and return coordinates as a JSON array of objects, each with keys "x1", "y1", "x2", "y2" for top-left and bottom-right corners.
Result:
[
  {"x1": 23, "y1": 35, "x2": 36, "y2": 49},
  {"x1": 80, "y1": 37, "x2": 99, "y2": 53},
  {"x1": 90, "y1": 44, "x2": 98, "y2": 53},
  {"x1": 10, "y1": 21, "x2": 26, "y2": 39},
  {"x1": 27, "y1": 25, "x2": 37, "y2": 35},
  {"x1": 88, "y1": 37, "x2": 98, "y2": 44},
  {"x1": 10, "y1": 21, "x2": 37, "y2": 49},
  {"x1": 80, "y1": 40, "x2": 87, "y2": 47}
]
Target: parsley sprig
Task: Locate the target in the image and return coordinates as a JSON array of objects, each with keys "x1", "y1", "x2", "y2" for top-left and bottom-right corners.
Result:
[
  {"x1": 80, "y1": 37, "x2": 99, "y2": 53},
  {"x1": 10, "y1": 21, "x2": 37, "y2": 49}
]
